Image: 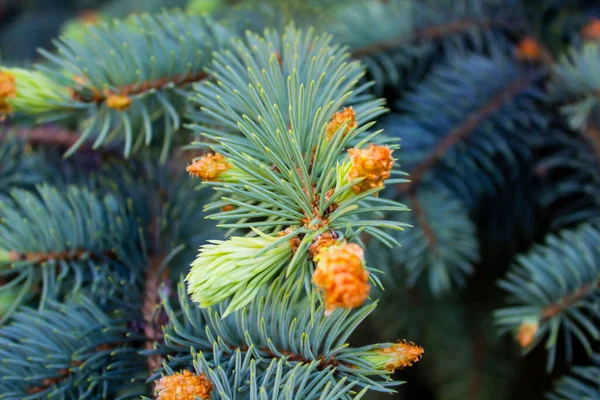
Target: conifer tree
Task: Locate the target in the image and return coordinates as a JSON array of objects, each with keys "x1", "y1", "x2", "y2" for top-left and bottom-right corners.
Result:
[{"x1": 1, "y1": 1, "x2": 600, "y2": 399}]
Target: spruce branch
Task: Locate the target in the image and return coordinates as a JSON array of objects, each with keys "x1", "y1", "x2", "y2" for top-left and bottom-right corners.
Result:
[
  {"x1": 185, "y1": 26, "x2": 409, "y2": 314},
  {"x1": 398, "y1": 68, "x2": 548, "y2": 195},
  {"x1": 10, "y1": 126, "x2": 85, "y2": 150},
  {"x1": 328, "y1": 0, "x2": 527, "y2": 91},
  {"x1": 495, "y1": 223, "x2": 600, "y2": 371},
  {"x1": 551, "y1": 41, "x2": 600, "y2": 131},
  {"x1": 137, "y1": 168, "x2": 216, "y2": 379},
  {"x1": 536, "y1": 124, "x2": 600, "y2": 228},
  {"x1": 547, "y1": 353, "x2": 600, "y2": 400},
  {"x1": 0, "y1": 11, "x2": 228, "y2": 160},
  {"x1": 166, "y1": 351, "x2": 368, "y2": 400},
  {"x1": 409, "y1": 190, "x2": 437, "y2": 247},
  {"x1": 0, "y1": 298, "x2": 147, "y2": 399},
  {"x1": 6, "y1": 125, "x2": 127, "y2": 155},
  {"x1": 0, "y1": 184, "x2": 145, "y2": 320},
  {"x1": 375, "y1": 185, "x2": 479, "y2": 294},
  {"x1": 351, "y1": 18, "x2": 518, "y2": 58},
  {"x1": 143, "y1": 254, "x2": 167, "y2": 375},
  {"x1": 154, "y1": 280, "x2": 418, "y2": 397},
  {"x1": 541, "y1": 281, "x2": 599, "y2": 323},
  {"x1": 68, "y1": 71, "x2": 209, "y2": 105},
  {"x1": 0, "y1": 134, "x2": 44, "y2": 201}
]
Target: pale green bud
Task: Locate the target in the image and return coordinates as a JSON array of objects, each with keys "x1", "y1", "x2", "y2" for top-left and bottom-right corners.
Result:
[
  {"x1": 362, "y1": 341, "x2": 424, "y2": 373},
  {"x1": 187, "y1": 0, "x2": 223, "y2": 15},
  {"x1": 1, "y1": 67, "x2": 69, "y2": 115},
  {"x1": 186, "y1": 230, "x2": 293, "y2": 317}
]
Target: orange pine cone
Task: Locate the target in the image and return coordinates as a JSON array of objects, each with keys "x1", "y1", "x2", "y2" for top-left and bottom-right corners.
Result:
[
  {"x1": 377, "y1": 341, "x2": 424, "y2": 372},
  {"x1": 326, "y1": 107, "x2": 357, "y2": 141},
  {"x1": 347, "y1": 144, "x2": 394, "y2": 194},
  {"x1": 186, "y1": 153, "x2": 231, "y2": 182},
  {"x1": 516, "y1": 321, "x2": 539, "y2": 348},
  {"x1": 0, "y1": 71, "x2": 16, "y2": 113},
  {"x1": 308, "y1": 231, "x2": 339, "y2": 260},
  {"x1": 582, "y1": 18, "x2": 600, "y2": 41},
  {"x1": 78, "y1": 10, "x2": 101, "y2": 25},
  {"x1": 312, "y1": 243, "x2": 369, "y2": 315},
  {"x1": 516, "y1": 37, "x2": 542, "y2": 61},
  {"x1": 155, "y1": 370, "x2": 212, "y2": 400}
]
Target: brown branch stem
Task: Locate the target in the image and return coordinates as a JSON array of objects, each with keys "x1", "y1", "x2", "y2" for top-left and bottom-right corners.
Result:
[
  {"x1": 27, "y1": 362, "x2": 82, "y2": 394},
  {"x1": 235, "y1": 344, "x2": 349, "y2": 370},
  {"x1": 467, "y1": 329, "x2": 486, "y2": 400},
  {"x1": 541, "y1": 280, "x2": 599, "y2": 322},
  {"x1": 352, "y1": 18, "x2": 516, "y2": 58},
  {"x1": 2, "y1": 126, "x2": 83, "y2": 149},
  {"x1": 71, "y1": 71, "x2": 208, "y2": 104},
  {"x1": 143, "y1": 254, "x2": 167, "y2": 375},
  {"x1": 398, "y1": 70, "x2": 545, "y2": 194},
  {"x1": 8, "y1": 249, "x2": 117, "y2": 264},
  {"x1": 409, "y1": 190, "x2": 437, "y2": 247},
  {"x1": 582, "y1": 119, "x2": 600, "y2": 161}
]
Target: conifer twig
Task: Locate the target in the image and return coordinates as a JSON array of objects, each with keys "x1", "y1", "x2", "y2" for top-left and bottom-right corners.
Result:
[
  {"x1": 1, "y1": 125, "x2": 82, "y2": 149},
  {"x1": 235, "y1": 345, "x2": 350, "y2": 369},
  {"x1": 7, "y1": 249, "x2": 118, "y2": 263},
  {"x1": 143, "y1": 254, "x2": 166, "y2": 374},
  {"x1": 398, "y1": 69, "x2": 547, "y2": 195},
  {"x1": 541, "y1": 281, "x2": 599, "y2": 322},
  {"x1": 582, "y1": 119, "x2": 600, "y2": 161},
  {"x1": 351, "y1": 18, "x2": 518, "y2": 58},
  {"x1": 409, "y1": 190, "x2": 437, "y2": 246},
  {"x1": 26, "y1": 363, "x2": 81, "y2": 394},
  {"x1": 467, "y1": 329, "x2": 486, "y2": 400},
  {"x1": 70, "y1": 71, "x2": 208, "y2": 104}
]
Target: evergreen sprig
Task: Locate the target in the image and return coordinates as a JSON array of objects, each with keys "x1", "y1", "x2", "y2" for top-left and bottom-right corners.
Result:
[
  {"x1": 1, "y1": 11, "x2": 229, "y2": 161},
  {"x1": 0, "y1": 184, "x2": 145, "y2": 321},
  {"x1": 185, "y1": 26, "x2": 409, "y2": 314},
  {"x1": 0, "y1": 297, "x2": 146, "y2": 400},
  {"x1": 390, "y1": 50, "x2": 548, "y2": 205},
  {"x1": 329, "y1": 0, "x2": 524, "y2": 92},
  {"x1": 391, "y1": 185, "x2": 480, "y2": 294},
  {"x1": 6, "y1": 0, "x2": 597, "y2": 398},
  {"x1": 153, "y1": 280, "x2": 419, "y2": 398},
  {"x1": 547, "y1": 353, "x2": 600, "y2": 400},
  {"x1": 495, "y1": 223, "x2": 600, "y2": 371},
  {"x1": 551, "y1": 41, "x2": 600, "y2": 131},
  {"x1": 0, "y1": 135, "x2": 44, "y2": 203}
]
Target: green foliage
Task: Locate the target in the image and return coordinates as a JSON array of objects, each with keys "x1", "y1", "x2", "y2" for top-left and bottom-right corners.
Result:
[
  {"x1": 495, "y1": 223, "x2": 600, "y2": 371},
  {"x1": 548, "y1": 353, "x2": 600, "y2": 400},
  {"x1": 0, "y1": 297, "x2": 146, "y2": 399},
  {"x1": 0, "y1": 184, "x2": 144, "y2": 321},
  {"x1": 3, "y1": 11, "x2": 229, "y2": 161},
  {"x1": 394, "y1": 185, "x2": 480, "y2": 294},
  {"x1": 186, "y1": 26, "x2": 408, "y2": 312},
  {"x1": 0, "y1": 136, "x2": 44, "y2": 202},
  {"x1": 551, "y1": 41, "x2": 600, "y2": 131},
  {"x1": 390, "y1": 49, "x2": 548, "y2": 205},
  {"x1": 537, "y1": 126, "x2": 600, "y2": 228},
  {"x1": 2, "y1": 0, "x2": 600, "y2": 399},
  {"x1": 187, "y1": 0, "x2": 225, "y2": 15},
  {"x1": 185, "y1": 351, "x2": 371, "y2": 400},
  {"x1": 328, "y1": 0, "x2": 524, "y2": 93},
  {"x1": 154, "y1": 280, "x2": 402, "y2": 397}
]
